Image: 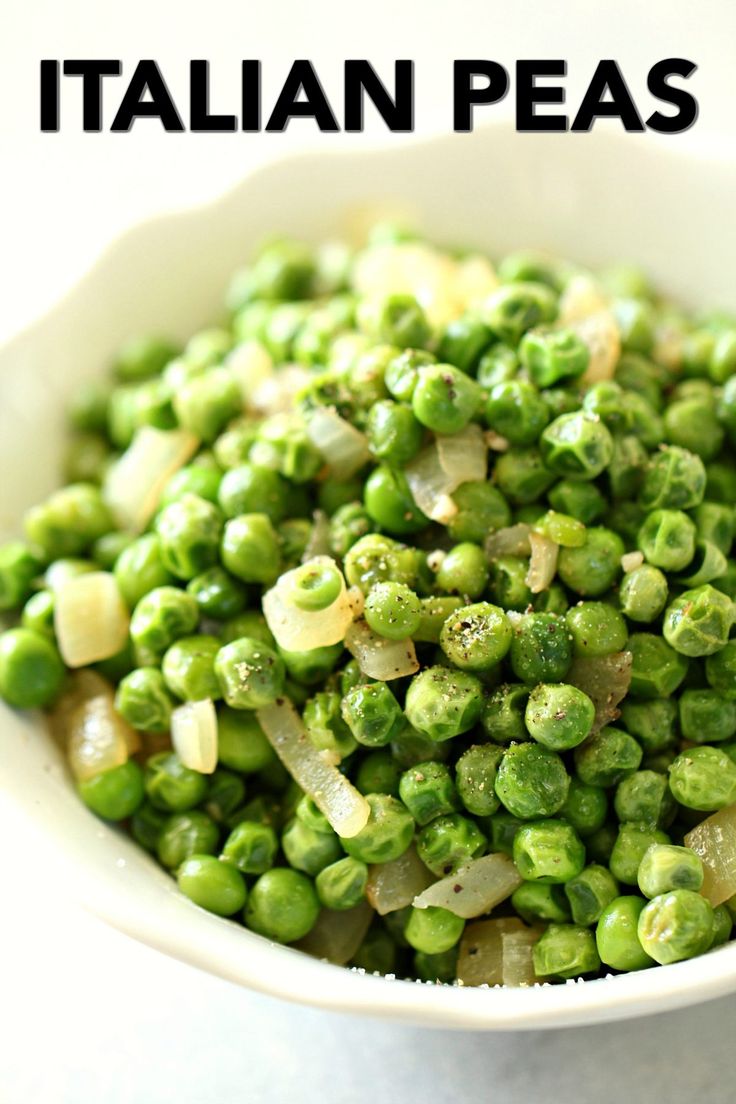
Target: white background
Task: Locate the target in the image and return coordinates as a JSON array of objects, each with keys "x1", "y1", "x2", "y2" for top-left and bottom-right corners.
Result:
[{"x1": 2, "y1": 2, "x2": 736, "y2": 1101}]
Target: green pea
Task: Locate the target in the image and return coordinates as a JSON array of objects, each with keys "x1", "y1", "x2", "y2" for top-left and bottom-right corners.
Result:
[
  {"x1": 665, "y1": 398, "x2": 724, "y2": 461},
  {"x1": 564, "y1": 864, "x2": 619, "y2": 926},
  {"x1": 76, "y1": 759, "x2": 144, "y2": 821},
  {"x1": 487, "y1": 811, "x2": 524, "y2": 856},
  {"x1": 637, "y1": 843, "x2": 704, "y2": 899},
  {"x1": 114, "y1": 667, "x2": 175, "y2": 733},
  {"x1": 638, "y1": 446, "x2": 706, "y2": 511},
  {"x1": 439, "y1": 601, "x2": 512, "y2": 672},
  {"x1": 596, "y1": 896, "x2": 655, "y2": 971},
  {"x1": 144, "y1": 751, "x2": 208, "y2": 812},
  {"x1": 404, "y1": 906, "x2": 465, "y2": 955},
  {"x1": 282, "y1": 817, "x2": 342, "y2": 876},
  {"x1": 679, "y1": 688, "x2": 736, "y2": 744},
  {"x1": 637, "y1": 889, "x2": 715, "y2": 965},
  {"x1": 91, "y1": 531, "x2": 134, "y2": 571},
  {"x1": 509, "y1": 613, "x2": 572, "y2": 685},
  {"x1": 485, "y1": 380, "x2": 549, "y2": 446},
  {"x1": 341, "y1": 793, "x2": 415, "y2": 863},
  {"x1": 511, "y1": 882, "x2": 571, "y2": 924},
  {"x1": 411, "y1": 364, "x2": 481, "y2": 435},
  {"x1": 129, "y1": 586, "x2": 199, "y2": 663},
  {"x1": 396, "y1": 759, "x2": 458, "y2": 828},
  {"x1": 25, "y1": 483, "x2": 113, "y2": 561},
  {"x1": 705, "y1": 641, "x2": 736, "y2": 700},
  {"x1": 628, "y1": 633, "x2": 689, "y2": 698},
  {"x1": 557, "y1": 527, "x2": 624, "y2": 597},
  {"x1": 619, "y1": 698, "x2": 677, "y2": 753},
  {"x1": 413, "y1": 948, "x2": 458, "y2": 983},
  {"x1": 609, "y1": 823, "x2": 671, "y2": 885},
  {"x1": 404, "y1": 666, "x2": 483, "y2": 742},
  {"x1": 384, "y1": 348, "x2": 435, "y2": 402},
  {"x1": 343, "y1": 534, "x2": 418, "y2": 594},
  {"x1": 304, "y1": 690, "x2": 357, "y2": 759},
  {"x1": 354, "y1": 750, "x2": 402, "y2": 797},
  {"x1": 619, "y1": 564, "x2": 669, "y2": 623},
  {"x1": 437, "y1": 315, "x2": 493, "y2": 374},
  {"x1": 525, "y1": 683, "x2": 595, "y2": 751},
  {"x1": 476, "y1": 343, "x2": 519, "y2": 388},
  {"x1": 202, "y1": 769, "x2": 246, "y2": 823},
  {"x1": 176, "y1": 854, "x2": 246, "y2": 917},
  {"x1": 162, "y1": 635, "x2": 221, "y2": 701},
  {"x1": 342, "y1": 683, "x2": 405, "y2": 749},
  {"x1": 565, "y1": 602, "x2": 628, "y2": 657},
  {"x1": 156, "y1": 810, "x2": 219, "y2": 869},
  {"x1": 220, "y1": 819, "x2": 278, "y2": 874},
  {"x1": 513, "y1": 819, "x2": 585, "y2": 883},
  {"x1": 540, "y1": 412, "x2": 614, "y2": 482},
  {"x1": 0, "y1": 627, "x2": 64, "y2": 709},
  {"x1": 360, "y1": 293, "x2": 430, "y2": 348},
  {"x1": 364, "y1": 581, "x2": 421, "y2": 640},
  {"x1": 220, "y1": 514, "x2": 280, "y2": 586},
  {"x1": 21, "y1": 590, "x2": 55, "y2": 639},
  {"x1": 315, "y1": 857, "x2": 368, "y2": 910},
  {"x1": 637, "y1": 509, "x2": 696, "y2": 572},
  {"x1": 328, "y1": 502, "x2": 372, "y2": 558},
  {"x1": 484, "y1": 282, "x2": 558, "y2": 346},
  {"x1": 495, "y1": 743, "x2": 570, "y2": 820},
  {"x1": 68, "y1": 378, "x2": 111, "y2": 433},
  {"x1": 669, "y1": 746, "x2": 736, "y2": 810},
  {"x1": 0, "y1": 542, "x2": 41, "y2": 611},
  {"x1": 450, "y1": 745, "x2": 502, "y2": 818},
  {"x1": 494, "y1": 448, "x2": 555, "y2": 505},
  {"x1": 663, "y1": 584, "x2": 735, "y2": 657},
  {"x1": 214, "y1": 636, "x2": 285, "y2": 710},
  {"x1": 613, "y1": 771, "x2": 675, "y2": 829},
  {"x1": 416, "y1": 812, "x2": 486, "y2": 876},
  {"x1": 154, "y1": 494, "x2": 224, "y2": 581},
  {"x1": 366, "y1": 400, "x2": 423, "y2": 465},
  {"x1": 489, "y1": 556, "x2": 532, "y2": 611},
  {"x1": 559, "y1": 778, "x2": 608, "y2": 838},
  {"x1": 413, "y1": 596, "x2": 464, "y2": 644},
  {"x1": 574, "y1": 726, "x2": 642, "y2": 788},
  {"x1": 482, "y1": 683, "x2": 529, "y2": 744},
  {"x1": 447, "y1": 482, "x2": 510, "y2": 545},
  {"x1": 113, "y1": 335, "x2": 178, "y2": 381},
  {"x1": 131, "y1": 801, "x2": 168, "y2": 852},
  {"x1": 548, "y1": 479, "x2": 606, "y2": 525},
  {"x1": 185, "y1": 567, "x2": 247, "y2": 621}
]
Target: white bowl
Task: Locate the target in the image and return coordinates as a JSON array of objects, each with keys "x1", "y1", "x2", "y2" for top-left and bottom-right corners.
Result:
[{"x1": 2, "y1": 124, "x2": 736, "y2": 1030}]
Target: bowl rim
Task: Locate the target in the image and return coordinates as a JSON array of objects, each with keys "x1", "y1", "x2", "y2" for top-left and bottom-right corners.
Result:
[{"x1": 3, "y1": 120, "x2": 736, "y2": 1029}]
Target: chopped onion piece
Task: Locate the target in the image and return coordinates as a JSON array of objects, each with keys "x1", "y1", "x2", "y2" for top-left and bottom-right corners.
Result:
[
  {"x1": 67, "y1": 693, "x2": 136, "y2": 781},
  {"x1": 436, "y1": 423, "x2": 488, "y2": 484},
  {"x1": 406, "y1": 425, "x2": 487, "y2": 525},
  {"x1": 567, "y1": 650, "x2": 632, "y2": 733},
  {"x1": 225, "y1": 340, "x2": 273, "y2": 403},
  {"x1": 171, "y1": 699, "x2": 218, "y2": 775},
  {"x1": 685, "y1": 805, "x2": 736, "y2": 906},
  {"x1": 344, "y1": 620, "x2": 419, "y2": 681},
  {"x1": 558, "y1": 274, "x2": 608, "y2": 324},
  {"x1": 306, "y1": 408, "x2": 370, "y2": 479},
  {"x1": 367, "y1": 845, "x2": 435, "y2": 915},
  {"x1": 262, "y1": 557, "x2": 355, "y2": 651},
  {"x1": 302, "y1": 510, "x2": 330, "y2": 563},
  {"x1": 485, "y1": 524, "x2": 531, "y2": 560},
  {"x1": 485, "y1": 430, "x2": 510, "y2": 452},
  {"x1": 49, "y1": 670, "x2": 114, "y2": 749},
  {"x1": 295, "y1": 902, "x2": 373, "y2": 965},
  {"x1": 250, "y1": 364, "x2": 313, "y2": 416},
  {"x1": 653, "y1": 323, "x2": 684, "y2": 372},
  {"x1": 572, "y1": 311, "x2": 621, "y2": 385},
  {"x1": 526, "y1": 531, "x2": 558, "y2": 594},
  {"x1": 621, "y1": 550, "x2": 645, "y2": 573},
  {"x1": 501, "y1": 928, "x2": 540, "y2": 987},
  {"x1": 104, "y1": 426, "x2": 198, "y2": 532},
  {"x1": 413, "y1": 852, "x2": 522, "y2": 919},
  {"x1": 55, "y1": 572, "x2": 130, "y2": 668},
  {"x1": 456, "y1": 917, "x2": 527, "y2": 987},
  {"x1": 455, "y1": 255, "x2": 499, "y2": 310},
  {"x1": 257, "y1": 699, "x2": 370, "y2": 838},
  {"x1": 352, "y1": 242, "x2": 461, "y2": 327}
]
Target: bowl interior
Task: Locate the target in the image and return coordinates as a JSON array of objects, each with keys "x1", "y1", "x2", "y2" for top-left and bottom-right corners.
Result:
[{"x1": 2, "y1": 124, "x2": 736, "y2": 1030}]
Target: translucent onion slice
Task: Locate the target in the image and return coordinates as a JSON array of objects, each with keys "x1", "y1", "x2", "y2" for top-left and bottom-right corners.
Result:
[
  {"x1": 455, "y1": 255, "x2": 499, "y2": 310},
  {"x1": 262, "y1": 557, "x2": 356, "y2": 651},
  {"x1": 526, "y1": 532, "x2": 559, "y2": 594},
  {"x1": 558, "y1": 274, "x2": 608, "y2": 324},
  {"x1": 55, "y1": 572, "x2": 130, "y2": 668},
  {"x1": 49, "y1": 670, "x2": 115, "y2": 749},
  {"x1": 171, "y1": 699, "x2": 218, "y2": 775},
  {"x1": 306, "y1": 408, "x2": 371, "y2": 479},
  {"x1": 485, "y1": 524, "x2": 532, "y2": 560},
  {"x1": 621, "y1": 551, "x2": 645, "y2": 573},
  {"x1": 344, "y1": 620, "x2": 419, "y2": 681},
  {"x1": 685, "y1": 805, "x2": 736, "y2": 906},
  {"x1": 295, "y1": 902, "x2": 373, "y2": 965},
  {"x1": 567, "y1": 650, "x2": 632, "y2": 733},
  {"x1": 257, "y1": 699, "x2": 370, "y2": 838},
  {"x1": 501, "y1": 928, "x2": 540, "y2": 987},
  {"x1": 104, "y1": 426, "x2": 198, "y2": 532},
  {"x1": 250, "y1": 365, "x2": 313, "y2": 417},
  {"x1": 574, "y1": 311, "x2": 621, "y2": 385},
  {"x1": 413, "y1": 852, "x2": 522, "y2": 919},
  {"x1": 67, "y1": 693, "x2": 137, "y2": 781},
  {"x1": 456, "y1": 917, "x2": 527, "y2": 987},
  {"x1": 367, "y1": 845, "x2": 435, "y2": 915},
  {"x1": 352, "y1": 242, "x2": 461, "y2": 327},
  {"x1": 225, "y1": 340, "x2": 273, "y2": 403},
  {"x1": 406, "y1": 425, "x2": 487, "y2": 525}
]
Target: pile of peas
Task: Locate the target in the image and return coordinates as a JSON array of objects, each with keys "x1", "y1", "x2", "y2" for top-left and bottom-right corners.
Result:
[{"x1": 3, "y1": 227, "x2": 736, "y2": 985}]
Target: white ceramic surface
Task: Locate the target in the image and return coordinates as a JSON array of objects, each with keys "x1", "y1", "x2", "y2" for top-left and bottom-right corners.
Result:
[{"x1": 2, "y1": 124, "x2": 736, "y2": 1030}]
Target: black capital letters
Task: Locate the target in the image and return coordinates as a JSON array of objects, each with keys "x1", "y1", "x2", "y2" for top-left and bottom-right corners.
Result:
[
  {"x1": 266, "y1": 61, "x2": 339, "y2": 131},
  {"x1": 190, "y1": 60, "x2": 237, "y2": 131},
  {"x1": 571, "y1": 60, "x2": 644, "y2": 132},
  {"x1": 63, "y1": 59, "x2": 121, "y2": 130},
  {"x1": 111, "y1": 60, "x2": 184, "y2": 131},
  {"x1": 40, "y1": 60, "x2": 60, "y2": 131},
  {"x1": 454, "y1": 61, "x2": 509, "y2": 132},
  {"x1": 516, "y1": 60, "x2": 567, "y2": 132},
  {"x1": 344, "y1": 60, "x2": 413, "y2": 131},
  {"x1": 646, "y1": 59, "x2": 698, "y2": 133}
]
